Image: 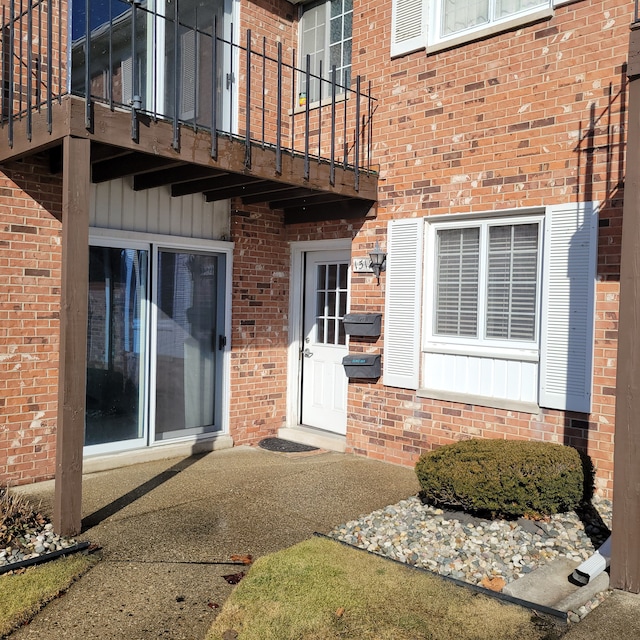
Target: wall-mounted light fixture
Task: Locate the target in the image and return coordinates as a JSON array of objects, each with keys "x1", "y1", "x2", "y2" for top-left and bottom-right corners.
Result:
[{"x1": 369, "y1": 241, "x2": 387, "y2": 285}]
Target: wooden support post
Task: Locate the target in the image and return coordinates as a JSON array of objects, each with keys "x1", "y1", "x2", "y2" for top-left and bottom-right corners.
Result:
[
  {"x1": 54, "y1": 136, "x2": 91, "y2": 536},
  {"x1": 611, "y1": 23, "x2": 640, "y2": 593}
]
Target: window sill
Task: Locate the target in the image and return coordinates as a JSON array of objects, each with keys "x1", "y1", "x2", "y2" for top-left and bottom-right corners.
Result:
[
  {"x1": 426, "y1": 6, "x2": 553, "y2": 55},
  {"x1": 289, "y1": 92, "x2": 347, "y2": 116},
  {"x1": 423, "y1": 343, "x2": 539, "y2": 363},
  {"x1": 417, "y1": 388, "x2": 540, "y2": 414}
]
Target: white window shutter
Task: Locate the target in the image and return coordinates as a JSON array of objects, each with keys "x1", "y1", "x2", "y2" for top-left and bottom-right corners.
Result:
[
  {"x1": 539, "y1": 202, "x2": 598, "y2": 413},
  {"x1": 383, "y1": 217, "x2": 424, "y2": 389},
  {"x1": 391, "y1": 0, "x2": 428, "y2": 57}
]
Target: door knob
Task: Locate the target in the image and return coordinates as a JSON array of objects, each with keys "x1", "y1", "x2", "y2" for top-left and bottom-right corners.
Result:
[{"x1": 303, "y1": 348, "x2": 313, "y2": 358}]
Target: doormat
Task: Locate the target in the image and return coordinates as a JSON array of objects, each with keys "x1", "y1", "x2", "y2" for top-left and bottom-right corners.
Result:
[{"x1": 258, "y1": 437, "x2": 319, "y2": 453}]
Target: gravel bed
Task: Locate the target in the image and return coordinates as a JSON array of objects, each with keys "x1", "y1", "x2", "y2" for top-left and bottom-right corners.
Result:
[
  {"x1": 0, "y1": 523, "x2": 78, "y2": 569},
  {"x1": 329, "y1": 495, "x2": 613, "y2": 620}
]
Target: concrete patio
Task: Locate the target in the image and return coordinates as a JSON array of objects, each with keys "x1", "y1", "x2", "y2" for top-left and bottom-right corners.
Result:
[
  {"x1": 12, "y1": 446, "x2": 419, "y2": 639},
  {"x1": 10, "y1": 445, "x2": 640, "y2": 639}
]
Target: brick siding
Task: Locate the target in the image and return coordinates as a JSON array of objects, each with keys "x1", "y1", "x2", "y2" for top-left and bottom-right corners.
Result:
[{"x1": 0, "y1": 156, "x2": 62, "y2": 485}]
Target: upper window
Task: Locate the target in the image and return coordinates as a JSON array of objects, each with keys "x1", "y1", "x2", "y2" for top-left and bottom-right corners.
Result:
[
  {"x1": 429, "y1": 216, "x2": 542, "y2": 350},
  {"x1": 391, "y1": 0, "x2": 553, "y2": 57},
  {"x1": 439, "y1": 0, "x2": 547, "y2": 39},
  {"x1": 300, "y1": 0, "x2": 353, "y2": 103}
]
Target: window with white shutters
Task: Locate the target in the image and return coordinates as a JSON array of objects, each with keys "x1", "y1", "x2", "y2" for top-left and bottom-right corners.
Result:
[{"x1": 412, "y1": 205, "x2": 597, "y2": 412}]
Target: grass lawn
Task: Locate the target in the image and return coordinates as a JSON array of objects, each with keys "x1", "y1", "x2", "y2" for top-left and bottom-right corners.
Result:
[
  {"x1": 206, "y1": 537, "x2": 563, "y2": 640},
  {"x1": 0, "y1": 554, "x2": 97, "y2": 637}
]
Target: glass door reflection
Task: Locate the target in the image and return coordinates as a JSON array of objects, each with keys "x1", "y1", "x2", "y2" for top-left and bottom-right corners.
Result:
[
  {"x1": 153, "y1": 250, "x2": 219, "y2": 440},
  {"x1": 86, "y1": 246, "x2": 148, "y2": 448}
]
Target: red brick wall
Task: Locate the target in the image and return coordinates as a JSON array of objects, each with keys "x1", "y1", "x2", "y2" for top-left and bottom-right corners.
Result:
[
  {"x1": 0, "y1": 156, "x2": 62, "y2": 486},
  {"x1": 228, "y1": 204, "x2": 290, "y2": 443}
]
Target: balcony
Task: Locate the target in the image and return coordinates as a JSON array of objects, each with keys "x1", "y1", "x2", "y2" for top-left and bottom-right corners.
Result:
[{"x1": 0, "y1": 0, "x2": 377, "y2": 221}]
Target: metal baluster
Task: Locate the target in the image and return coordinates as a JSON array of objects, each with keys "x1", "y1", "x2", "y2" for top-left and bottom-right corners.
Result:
[
  {"x1": 211, "y1": 13, "x2": 217, "y2": 158},
  {"x1": 276, "y1": 40, "x2": 282, "y2": 175},
  {"x1": 261, "y1": 35, "x2": 265, "y2": 149},
  {"x1": 8, "y1": 0, "x2": 14, "y2": 146},
  {"x1": 150, "y1": 0, "x2": 154, "y2": 117},
  {"x1": 354, "y1": 75, "x2": 360, "y2": 191},
  {"x1": 343, "y1": 77, "x2": 348, "y2": 169},
  {"x1": 304, "y1": 54, "x2": 310, "y2": 180},
  {"x1": 26, "y1": 0, "x2": 32, "y2": 139},
  {"x1": 18, "y1": 0, "x2": 22, "y2": 118},
  {"x1": 367, "y1": 81, "x2": 372, "y2": 173},
  {"x1": 330, "y1": 65, "x2": 336, "y2": 186},
  {"x1": 245, "y1": 28, "x2": 251, "y2": 168},
  {"x1": 108, "y1": 0, "x2": 113, "y2": 109},
  {"x1": 172, "y1": 0, "x2": 179, "y2": 150},
  {"x1": 291, "y1": 47, "x2": 295, "y2": 155},
  {"x1": 192, "y1": 9, "x2": 197, "y2": 131},
  {"x1": 84, "y1": 0, "x2": 91, "y2": 129},
  {"x1": 46, "y1": 0, "x2": 51, "y2": 131},
  {"x1": 228, "y1": 22, "x2": 233, "y2": 139},
  {"x1": 58, "y1": 0, "x2": 61, "y2": 101},
  {"x1": 317, "y1": 59, "x2": 322, "y2": 162},
  {"x1": 1, "y1": 6, "x2": 5, "y2": 126},
  {"x1": 131, "y1": 0, "x2": 139, "y2": 141},
  {"x1": 37, "y1": 0, "x2": 42, "y2": 111}
]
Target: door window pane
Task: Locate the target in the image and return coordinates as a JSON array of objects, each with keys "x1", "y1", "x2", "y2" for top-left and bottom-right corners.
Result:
[
  {"x1": 86, "y1": 247, "x2": 148, "y2": 446},
  {"x1": 314, "y1": 261, "x2": 348, "y2": 345}
]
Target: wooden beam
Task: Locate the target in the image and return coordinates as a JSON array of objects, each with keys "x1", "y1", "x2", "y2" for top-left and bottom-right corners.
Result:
[
  {"x1": 240, "y1": 185, "x2": 301, "y2": 205},
  {"x1": 92, "y1": 153, "x2": 185, "y2": 183},
  {"x1": 171, "y1": 174, "x2": 260, "y2": 198},
  {"x1": 91, "y1": 143, "x2": 134, "y2": 164},
  {"x1": 134, "y1": 165, "x2": 225, "y2": 191},
  {"x1": 269, "y1": 192, "x2": 349, "y2": 210},
  {"x1": 284, "y1": 199, "x2": 374, "y2": 224},
  {"x1": 611, "y1": 24, "x2": 640, "y2": 594},
  {"x1": 54, "y1": 136, "x2": 91, "y2": 536},
  {"x1": 206, "y1": 180, "x2": 291, "y2": 203}
]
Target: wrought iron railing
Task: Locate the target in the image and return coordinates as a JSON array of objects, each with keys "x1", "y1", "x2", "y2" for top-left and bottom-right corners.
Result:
[{"x1": 1, "y1": 0, "x2": 376, "y2": 189}]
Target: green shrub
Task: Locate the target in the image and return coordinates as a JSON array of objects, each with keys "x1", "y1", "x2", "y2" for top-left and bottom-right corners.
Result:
[{"x1": 415, "y1": 439, "x2": 589, "y2": 519}]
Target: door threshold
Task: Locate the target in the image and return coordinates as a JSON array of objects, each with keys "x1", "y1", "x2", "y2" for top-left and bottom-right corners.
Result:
[{"x1": 278, "y1": 426, "x2": 346, "y2": 453}]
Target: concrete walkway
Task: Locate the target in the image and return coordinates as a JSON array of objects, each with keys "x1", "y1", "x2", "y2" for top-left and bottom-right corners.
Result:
[
  {"x1": 13, "y1": 446, "x2": 420, "y2": 639},
  {"x1": 12, "y1": 445, "x2": 640, "y2": 639}
]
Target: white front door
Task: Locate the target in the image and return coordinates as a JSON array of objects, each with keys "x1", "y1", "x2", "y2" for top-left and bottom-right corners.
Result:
[{"x1": 300, "y1": 250, "x2": 350, "y2": 434}]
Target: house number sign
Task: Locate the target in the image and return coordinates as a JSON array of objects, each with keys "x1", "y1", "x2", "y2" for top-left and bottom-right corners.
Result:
[{"x1": 352, "y1": 257, "x2": 373, "y2": 273}]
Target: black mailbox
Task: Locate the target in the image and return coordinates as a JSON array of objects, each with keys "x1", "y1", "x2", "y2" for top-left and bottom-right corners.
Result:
[
  {"x1": 343, "y1": 313, "x2": 382, "y2": 337},
  {"x1": 342, "y1": 354, "x2": 381, "y2": 379}
]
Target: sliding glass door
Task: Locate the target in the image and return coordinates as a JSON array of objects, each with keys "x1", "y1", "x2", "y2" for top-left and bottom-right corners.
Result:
[
  {"x1": 85, "y1": 240, "x2": 226, "y2": 453},
  {"x1": 86, "y1": 245, "x2": 149, "y2": 450}
]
